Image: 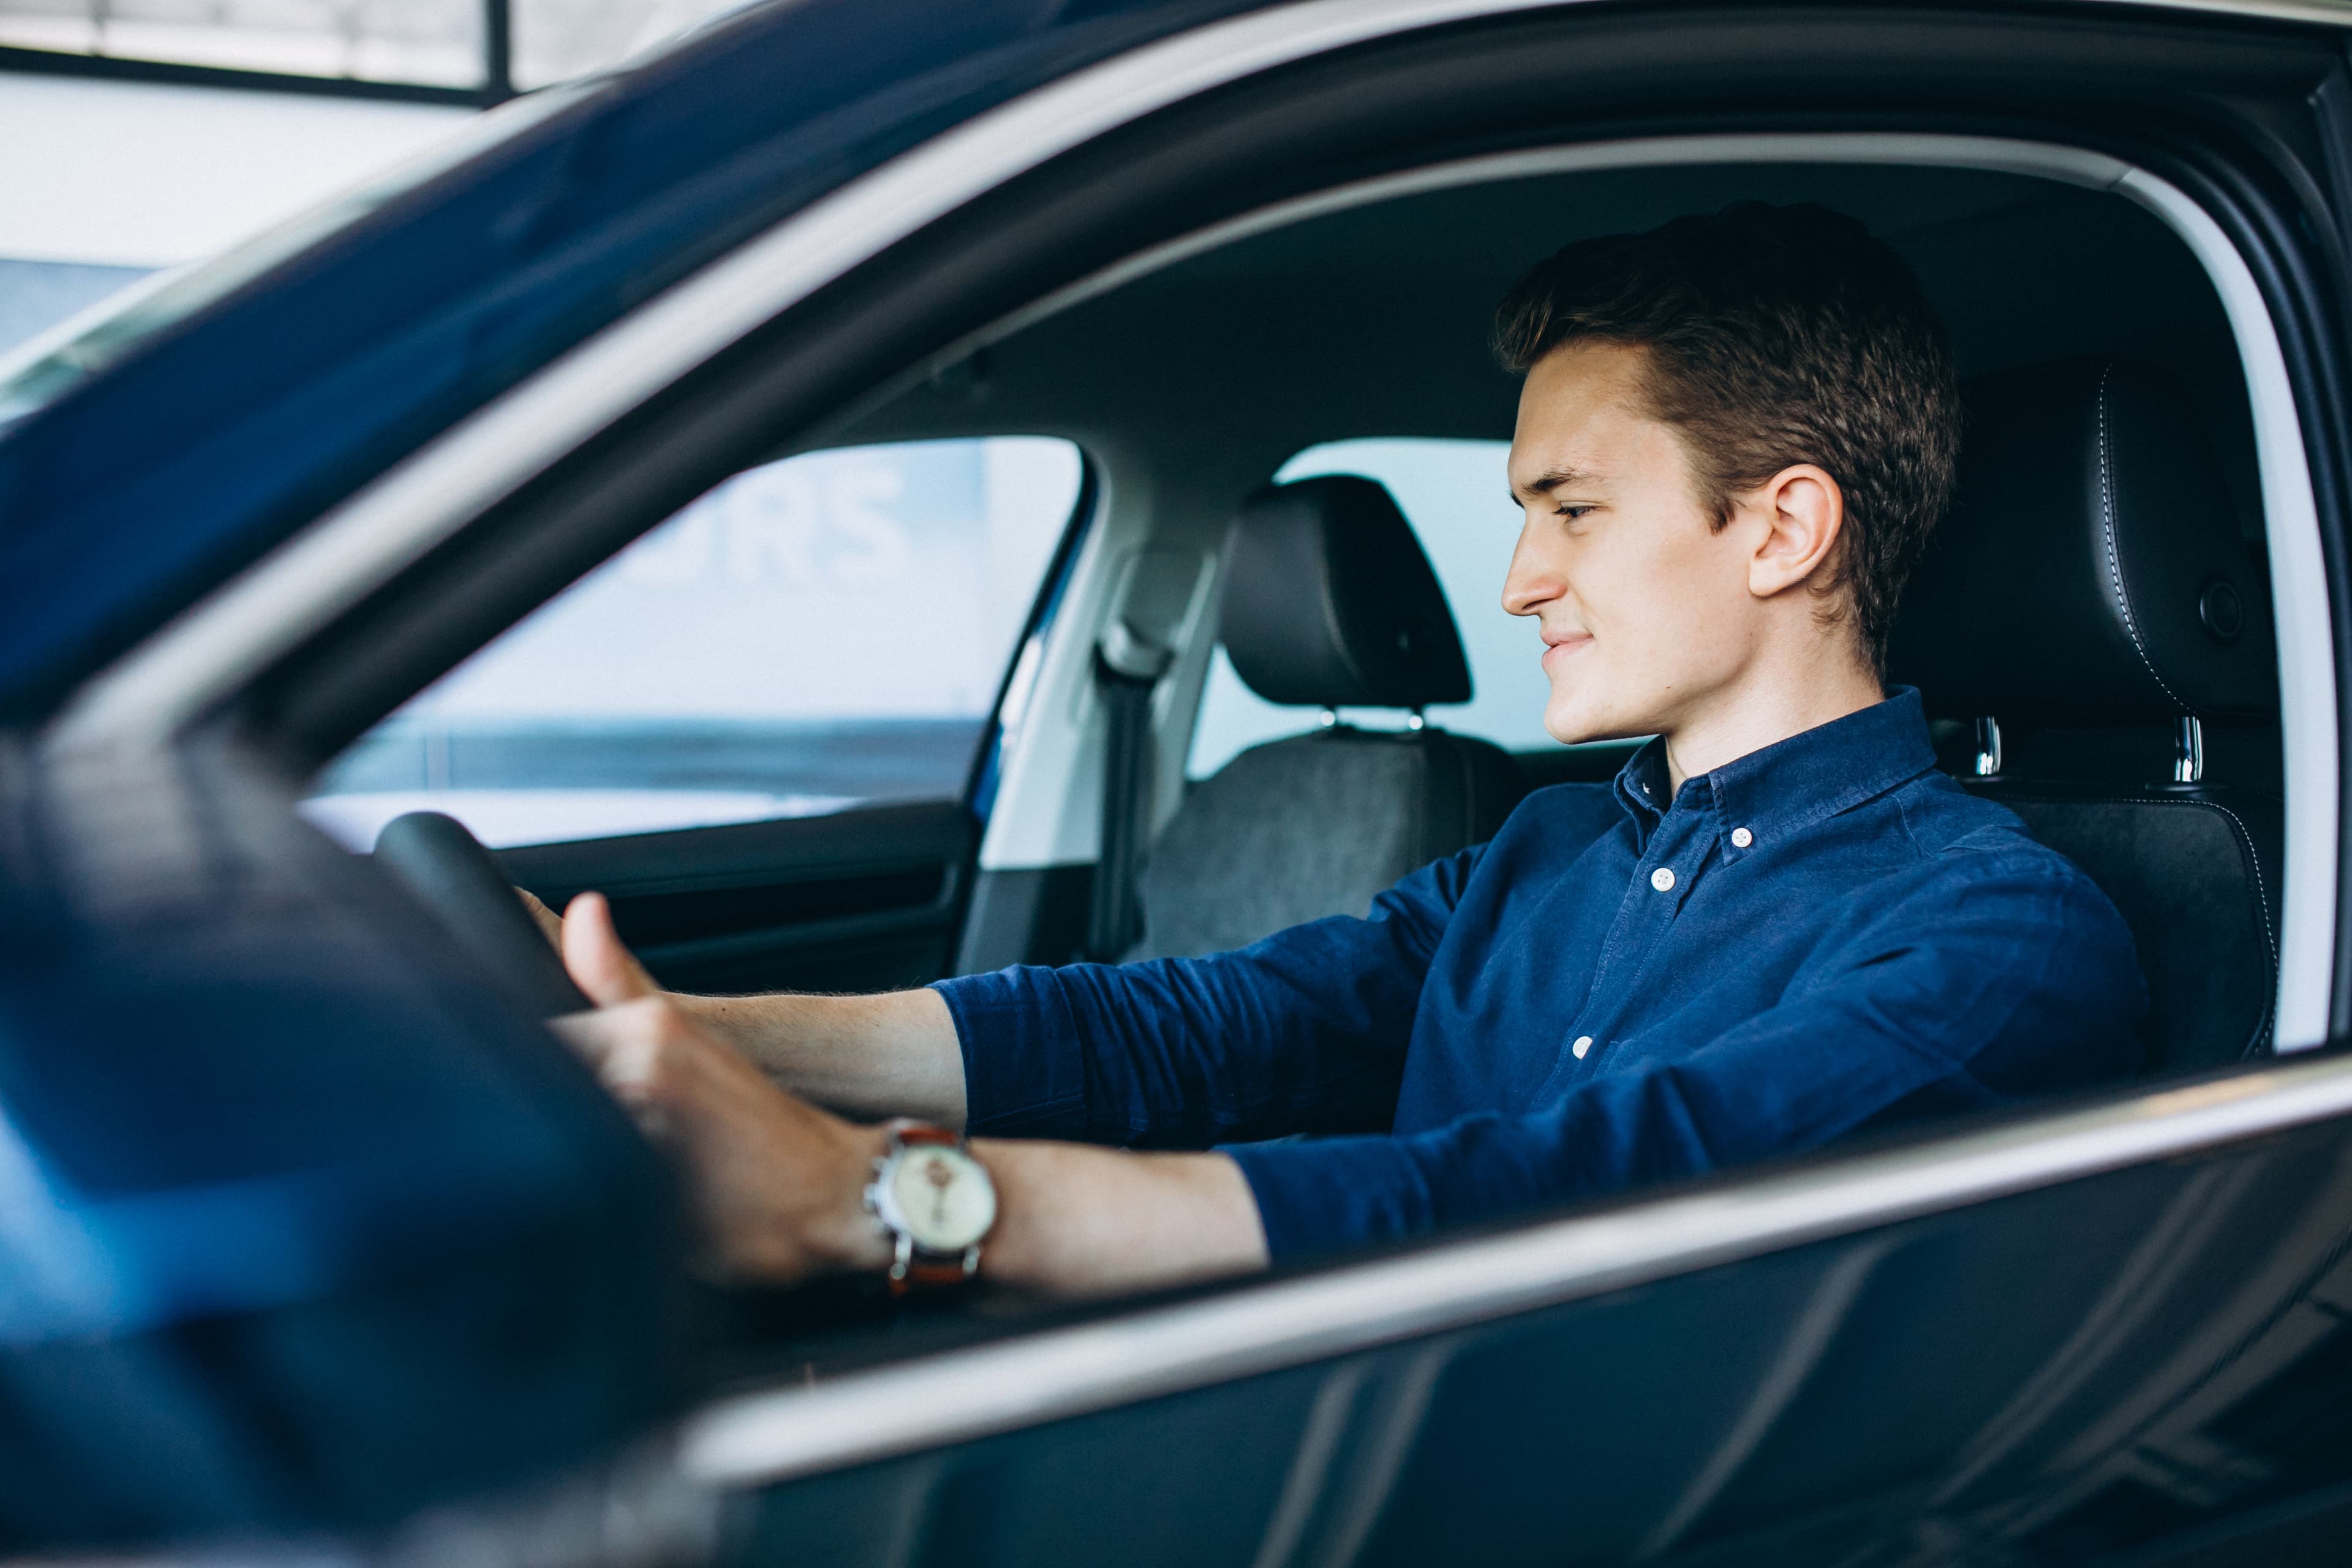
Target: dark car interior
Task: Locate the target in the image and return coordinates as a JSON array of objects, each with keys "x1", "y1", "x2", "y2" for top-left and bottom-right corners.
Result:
[{"x1": 314, "y1": 156, "x2": 2283, "y2": 1366}]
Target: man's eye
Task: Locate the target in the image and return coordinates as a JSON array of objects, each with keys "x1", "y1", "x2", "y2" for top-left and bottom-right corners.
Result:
[{"x1": 1555, "y1": 503, "x2": 1596, "y2": 521}]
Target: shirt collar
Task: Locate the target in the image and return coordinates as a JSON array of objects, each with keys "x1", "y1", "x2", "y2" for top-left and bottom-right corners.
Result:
[{"x1": 1611, "y1": 687, "x2": 1938, "y2": 850}]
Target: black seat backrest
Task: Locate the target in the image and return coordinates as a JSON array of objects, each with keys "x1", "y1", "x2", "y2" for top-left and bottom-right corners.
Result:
[
  {"x1": 1985, "y1": 788, "x2": 2279, "y2": 1069},
  {"x1": 1134, "y1": 476, "x2": 1524, "y2": 960},
  {"x1": 1888, "y1": 358, "x2": 2280, "y2": 1072}
]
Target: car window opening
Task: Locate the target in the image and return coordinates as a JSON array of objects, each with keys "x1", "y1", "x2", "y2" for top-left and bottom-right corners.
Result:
[
  {"x1": 304, "y1": 436, "x2": 1085, "y2": 851},
  {"x1": 294, "y1": 149, "x2": 2296, "y2": 1352}
]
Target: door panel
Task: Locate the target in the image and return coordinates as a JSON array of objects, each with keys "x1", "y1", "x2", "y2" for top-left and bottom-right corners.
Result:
[
  {"x1": 497, "y1": 801, "x2": 973, "y2": 995},
  {"x1": 728, "y1": 1108, "x2": 2352, "y2": 1567}
]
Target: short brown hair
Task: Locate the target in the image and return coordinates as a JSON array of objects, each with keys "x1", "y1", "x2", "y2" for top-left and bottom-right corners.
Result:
[{"x1": 1494, "y1": 202, "x2": 1960, "y2": 669}]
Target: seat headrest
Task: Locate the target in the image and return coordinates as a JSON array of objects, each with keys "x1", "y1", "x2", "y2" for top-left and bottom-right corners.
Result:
[
  {"x1": 1217, "y1": 475, "x2": 1472, "y2": 709},
  {"x1": 1887, "y1": 358, "x2": 2274, "y2": 724}
]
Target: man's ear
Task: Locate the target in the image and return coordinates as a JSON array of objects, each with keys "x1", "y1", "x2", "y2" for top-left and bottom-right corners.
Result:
[{"x1": 1744, "y1": 463, "x2": 1845, "y2": 600}]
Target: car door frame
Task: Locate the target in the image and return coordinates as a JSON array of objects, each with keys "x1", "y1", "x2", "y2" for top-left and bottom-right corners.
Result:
[{"x1": 33, "y1": 0, "x2": 2352, "y2": 1540}]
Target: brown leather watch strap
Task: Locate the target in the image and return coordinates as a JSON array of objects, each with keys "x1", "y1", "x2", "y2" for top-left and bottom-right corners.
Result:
[{"x1": 891, "y1": 1256, "x2": 977, "y2": 1297}]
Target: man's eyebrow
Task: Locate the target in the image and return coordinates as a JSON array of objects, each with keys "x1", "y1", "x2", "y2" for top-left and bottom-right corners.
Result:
[{"x1": 1509, "y1": 467, "x2": 1602, "y2": 502}]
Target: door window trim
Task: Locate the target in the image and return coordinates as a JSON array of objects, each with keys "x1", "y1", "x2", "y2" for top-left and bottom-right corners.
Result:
[{"x1": 965, "y1": 453, "x2": 1102, "y2": 824}]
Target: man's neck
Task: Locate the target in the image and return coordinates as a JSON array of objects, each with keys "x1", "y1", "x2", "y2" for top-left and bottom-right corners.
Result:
[{"x1": 1659, "y1": 652, "x2": 1888, "y2": 793}]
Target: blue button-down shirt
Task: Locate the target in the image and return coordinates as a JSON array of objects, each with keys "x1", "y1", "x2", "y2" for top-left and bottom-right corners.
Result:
[{"x1": 935, "y1": 690, "x2": 2146, "y2": 1261}]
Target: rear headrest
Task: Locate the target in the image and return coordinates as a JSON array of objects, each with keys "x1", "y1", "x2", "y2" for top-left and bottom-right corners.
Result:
[
  {"x1": 1217, "y1": 475, "x2": 1472, "y2": 709},
  {"x1": 1887, "y1": 358, "x2": 2274, "y2": 724}
]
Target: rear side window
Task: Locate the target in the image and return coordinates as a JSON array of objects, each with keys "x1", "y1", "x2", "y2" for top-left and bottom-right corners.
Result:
[
  {"x1": 1188, "y1": 438, "x2": 1560, "y2": 776},
  {"x1": 306, "y1": 437, "x2": 1084, "y2": 849}
]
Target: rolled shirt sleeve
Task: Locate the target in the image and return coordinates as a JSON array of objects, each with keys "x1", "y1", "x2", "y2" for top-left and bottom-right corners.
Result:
[{"x1": 932, "y1": 846, "x2": 1482, "y2": 1147}]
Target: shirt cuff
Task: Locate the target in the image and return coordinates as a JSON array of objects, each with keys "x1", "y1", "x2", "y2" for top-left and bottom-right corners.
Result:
[
  {"x1": 1221, "y1": 1132, "x2": 1437, "y2": 1264},
  {"x1": 931, "y1": 968, "x2": 1091, "y2": 1137}
]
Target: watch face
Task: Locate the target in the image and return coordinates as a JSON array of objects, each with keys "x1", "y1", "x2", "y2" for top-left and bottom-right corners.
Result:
[{"x1": 887, "y1": 1144, "x2": 997, "y2": 1252}]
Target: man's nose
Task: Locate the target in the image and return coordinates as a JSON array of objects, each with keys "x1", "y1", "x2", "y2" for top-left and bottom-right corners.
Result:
[{"x1": 1500, "y1": 521, "x2": 1558, "y2": 617}]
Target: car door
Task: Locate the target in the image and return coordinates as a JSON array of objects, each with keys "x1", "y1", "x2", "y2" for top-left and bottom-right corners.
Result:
[
  {"x1": 300, "y1": 437, "x2": 1090, "y2": 995},
  {"x1": 15, "y1": 0, "x2": 2352, "y2": 1564},
  {"x1": 702, "y1": 1091, "x2": 2352, "y2": 1567}
]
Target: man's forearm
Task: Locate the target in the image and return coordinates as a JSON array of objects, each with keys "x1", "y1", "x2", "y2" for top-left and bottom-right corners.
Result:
[
  {"x1": 673, "y1": 994, "x2": 1270, "y2": 1294},
  {"x1": 972, "y1": 1143, "x2": 1268, "y2": 1296},
  {"x1": 676, "y1": 987, "x2": 968, "y2": 1126},
  {"x1": 552, "y1": 895, "x2": 1267, "y2": 1298},
  {"x1": 714, "y1": 1121, "x2": 1267, "y2": 1299}
]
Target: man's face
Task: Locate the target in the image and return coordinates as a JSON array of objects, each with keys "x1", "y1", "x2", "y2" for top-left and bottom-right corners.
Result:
[{"x1": 1503, "y1": 340, "x2": 1762, "y2": 746}]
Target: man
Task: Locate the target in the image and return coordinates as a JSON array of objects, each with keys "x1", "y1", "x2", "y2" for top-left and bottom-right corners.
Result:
[{"x1": 548, "y1": 203, "x2": 2146, "y2": 1298}]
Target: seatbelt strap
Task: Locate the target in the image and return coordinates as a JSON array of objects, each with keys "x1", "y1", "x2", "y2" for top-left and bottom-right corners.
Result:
[{"x1": 1086, "y1": 620, "x2": 1172, "y2": 961}]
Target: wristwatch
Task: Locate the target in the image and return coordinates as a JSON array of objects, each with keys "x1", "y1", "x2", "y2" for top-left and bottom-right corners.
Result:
[{"x1": 865, "y1": 1121, "x2": 998, "y2": 1294}]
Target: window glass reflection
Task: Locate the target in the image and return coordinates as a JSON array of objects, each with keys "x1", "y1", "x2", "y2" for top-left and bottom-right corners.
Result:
[
  {"x1": 0, "y1": 0, "x2": 483, "y2": 87},
  {"x1": 306, "y1": 437, "x2": 1085, "y2": 850}
]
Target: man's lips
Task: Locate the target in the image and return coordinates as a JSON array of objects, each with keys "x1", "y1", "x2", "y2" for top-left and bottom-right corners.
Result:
[{"x1": 1540, "y1": 631, "x2": 1593, "y2": 672}]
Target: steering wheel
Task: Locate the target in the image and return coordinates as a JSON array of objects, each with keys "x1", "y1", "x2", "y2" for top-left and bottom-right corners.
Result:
[
  {"x1": 375, "y1": 812, "x2": 970, "y2": 1335},
  {"x1": 373, "y1": 811, "x2": 590, "y2": 1017}
]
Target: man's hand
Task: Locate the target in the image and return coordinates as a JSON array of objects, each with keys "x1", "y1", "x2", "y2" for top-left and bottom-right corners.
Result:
[
  {"x1": 548, "y1": 891, "x2": 1271, "y2": 1297},
  {"x1": 552, "y1": 892, "x2": 889, "y2": 1282},
  {"x1": 516, "y1": 886, "x2": 565, "y2": 951}
]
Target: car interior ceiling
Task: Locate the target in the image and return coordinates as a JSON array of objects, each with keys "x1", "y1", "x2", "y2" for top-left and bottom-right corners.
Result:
[
  {"x1": 828, "y1": 160, "x2": 2258, "y2": 526},
  {"x1": 805, "y1": 157, "x2": 2284, "y2": 1064}
]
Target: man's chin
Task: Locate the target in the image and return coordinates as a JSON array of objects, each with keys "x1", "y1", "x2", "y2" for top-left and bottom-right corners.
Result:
[
  {"x1": 1541, "y1": 705, "x2": 1612, "y2": 748},
  {"x1": 1542, "y1": 694, "x2": 1653, "y2": 748}
]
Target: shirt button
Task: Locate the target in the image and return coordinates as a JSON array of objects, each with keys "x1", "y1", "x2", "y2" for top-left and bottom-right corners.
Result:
[
  {"x1": 1731, "y1": 827, "x2": 1754, "y2": 848},
  {"x1": 1651, "y1": 866, "x2": 1675, "y2": 892},
  {"x1": 1573, "y1": 1036, "x2": 1593, "y2": 1058}
]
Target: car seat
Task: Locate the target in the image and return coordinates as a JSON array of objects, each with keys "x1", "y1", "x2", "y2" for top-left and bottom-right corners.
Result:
[
  {"x1": 1130, "y1": 475, "x2": 1526, "y2": 960},
  {"x1": 1888, "y1": 357, "x2": 2282, "y2": 1071}
]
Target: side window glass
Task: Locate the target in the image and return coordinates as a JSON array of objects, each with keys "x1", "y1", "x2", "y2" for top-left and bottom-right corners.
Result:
[
  {"x1": 1188, "y1": 438, "x2": 1559, "y2": 777},
  {"x1": 306, "y1": 437, "x2": 1084, "y2": 849}
]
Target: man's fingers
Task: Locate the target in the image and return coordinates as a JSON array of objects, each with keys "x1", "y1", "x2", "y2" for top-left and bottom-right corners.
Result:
[
  {"x1": 551, "y1": 1001, "x2": 676, "y2": 1139},
  {"x1": 562, "y1": 891, "x2": 660, "y2": 1007},
  {"x1": 548, "y1": 1010, "x2": 616, "y2": 1065},
  {"x1": 516, "y1": 886, "x2": 565, "y2": 950},
  {"x1": 549, "y1": 986, "x2": 870, "y2": 1285}
]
